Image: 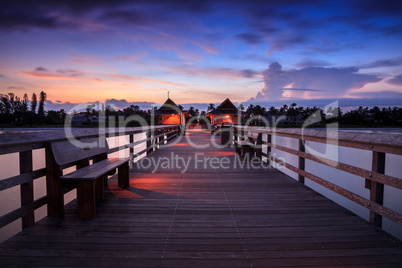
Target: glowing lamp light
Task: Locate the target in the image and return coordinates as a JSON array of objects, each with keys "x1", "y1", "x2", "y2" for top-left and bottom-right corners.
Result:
[{"x1": 225, "y1": 115, "x2": 230, "y2": 118}]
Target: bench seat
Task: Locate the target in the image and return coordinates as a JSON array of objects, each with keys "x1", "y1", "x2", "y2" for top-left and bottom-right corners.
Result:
[{"x1": 61, "y1": 158, "x2": 128, "y2": 181}]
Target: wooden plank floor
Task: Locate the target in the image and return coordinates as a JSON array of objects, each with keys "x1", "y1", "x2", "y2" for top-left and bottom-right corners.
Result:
[{"x1": 1, "y1": 130, "x2": 402, "y2": 267}]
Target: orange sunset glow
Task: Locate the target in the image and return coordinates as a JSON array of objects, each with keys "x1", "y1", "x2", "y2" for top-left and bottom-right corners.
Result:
[{"x1": 1, "y1": 1, "x2": 401, "y2": 111}]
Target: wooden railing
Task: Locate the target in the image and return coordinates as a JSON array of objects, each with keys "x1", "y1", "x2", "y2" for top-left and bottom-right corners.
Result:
[
  {"x1": 0, "y1": 125, "x2": 181, "y2": 233},
  {"x1": 233, "y1": 126, "x2": 402, "y2": 229}
]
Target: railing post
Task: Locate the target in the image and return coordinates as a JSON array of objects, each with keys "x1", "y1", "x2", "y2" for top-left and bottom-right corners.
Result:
[
  {"x1": 129, "y1": 133, "x2": 134, "y2": 167},
  {"x1": 298, "y1": 139, "x2": 305, "y2": 184},
  {"x1": 146, "y1": 130, "x2": 152, "y2": 155},
  {"x1": 45, "y1": 143, "x2": 64, "y2": 217},
  {"x1": 267, "y1": 134, "x2": 272, "y2": 166},
  {"x1": 233, "y1": 127, "x2": 237, "y2": 142},
  {"x1": 256, "y1": 133, "x2": 263, "y2": 159},
  {"x1": 19, "y1": 150, "x2": 34, "y2": 228},
  {"x1": 369, "y1": 151, "x2": 385, "y2": 227}
]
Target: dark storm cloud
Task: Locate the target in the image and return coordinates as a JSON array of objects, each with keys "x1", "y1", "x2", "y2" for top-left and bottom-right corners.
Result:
[
  {"x1": 352, "y1": 0, "x2": 402, "y2": 16},
  {"x1": 0, "y1": 0, "x2": 214, "y2": 31},
  {"x1": 0, "y1": 4, "x2": 61, "y2": 30},
  {"x1": 100, "y1": 10, "x2": 155, "y2": 25}
]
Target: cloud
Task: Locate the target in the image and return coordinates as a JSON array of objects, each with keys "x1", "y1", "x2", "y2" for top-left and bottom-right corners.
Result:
[
  {"x1": 0, "y1": 7, "x2": 61, "y2": 31},
  {"x1": 352, "y1": 0, "x2": 402, "y2": 17},
  {"x1": 295, "y1": 59, "x2": 331, "y2": 68},
  {"x1": 192, "y1": 42, "x2": 218, "y2": 54},
  {"x1": 107, "y1": 73, "x2": 185, "y2": 87},
  {"x1": 241, "y1": 69, "x2": 259, "y2": 78},
  {"x1": 105, "y1": 99, "x2": 156, "y2": 110},
  {"x1": 387, "y1": 75, "x2": 402, "y2": 86},
  {"x1": 361, "y1": 57, "x2": 402, "y2": 69},
  {"x1": 0, "y1": 0, "x2": 213, "y2": 32},
  {"x1": 228, "y1": 53, "x2": 272, "y2": 64},
  {"x1": 7, "y1": 86, "x2": 24, "y2": 89},
  {"x1": 45, "y1": 98, "x2": 157, "y2": 112},
  {"x1": 56, "y1": 69, "x2": 84, "y2": 77},
  {"x1": 35, "y1": 66, "x2": 48, "y2": 72},
  {"x1": 283, "y1": 88, "x2": 324, "y2": 92},
  {"x1": 19, "y1": 67, "x2": 82, "y2": 80},
  {"x1": 250, "y1": 62, "x2": 381, "y2": 101},
  {"x1": 163, "y1": 64, "x2": 258, "y2": 81},
  {"x1": 267, "y1": 34, "x2": 309, "y2": 55},
  {"x1": 0, "y1": 74, "x2": 6, "y2": 78},
  {"x1": 351, "y1": 91, "x2": 402, "y2": 99},
  {"x1": 100, "y1": 10, "x2": 154, "y2": 25},
  {"x1": 236, "y1": 33, "x2": 263, "y2": 45}
]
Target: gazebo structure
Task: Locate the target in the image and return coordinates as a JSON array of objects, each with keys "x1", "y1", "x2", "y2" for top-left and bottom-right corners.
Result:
[
  {"x1": 206, "y1": 98, "x2": 245, "y2": 125},
  {"x1": 152, "y1": 98, "x2": 187, "y2": 125}
]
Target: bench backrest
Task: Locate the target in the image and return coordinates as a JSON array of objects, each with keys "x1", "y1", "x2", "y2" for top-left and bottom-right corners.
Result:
[
  {"x1": 51, "y1": 137, "x2": 109, "y2": 166},
  {"x1": 247, "y1": 132, "x2": 261, "y2": 142}
]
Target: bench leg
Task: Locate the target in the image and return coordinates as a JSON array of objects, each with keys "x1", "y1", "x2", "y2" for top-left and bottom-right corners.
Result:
[
  {"x1": 255, "y1": 148, "x2": 262, "y2": 160},
  {"x1": 95, "y1": 176, "x2": 104, "y2": 199},
  {"x1": 77, "y1": 180, "x2": 96, "y2": 218},
  {"x1": 118, "y1": 162, "x2": 129, "y2": 188},
  {"x1": 103, "y1": 174, "x2": 108, "y2": 188},
  {"x1": 235, "y1": 143, "x2": 241, "y2": 155},
  {"x1": 243, "y1": 145, "x2": 252, "y2": 158}
]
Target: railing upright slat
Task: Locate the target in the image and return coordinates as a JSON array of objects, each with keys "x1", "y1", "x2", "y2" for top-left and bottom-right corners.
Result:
[
  {"x1": 298, "y1": 139, "x2": 305, "y2": 184},
  {"x1": 370, "y1": 151, "x2": 386, "y2": 227},
  {"x1": 19, "y1": 150, "x2": 35, "y2": 228}
]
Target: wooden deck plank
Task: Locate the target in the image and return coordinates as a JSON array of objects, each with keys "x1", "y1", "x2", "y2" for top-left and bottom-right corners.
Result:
[{"x1": 1, "y1": 129, "x2": 401, "y2": 267}]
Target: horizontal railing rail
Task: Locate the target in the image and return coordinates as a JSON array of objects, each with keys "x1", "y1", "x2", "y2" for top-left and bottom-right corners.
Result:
[
  {"x1": 0, "y1": 125, "x2": 181, "y2": 233},
  {"x1": 233, "y1": 126, "x2": 402, "y2": 228}
]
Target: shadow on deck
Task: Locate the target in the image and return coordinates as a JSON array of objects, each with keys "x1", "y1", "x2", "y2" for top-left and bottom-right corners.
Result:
[{"x1": 1, "y1": 130, "x2": 402, "y2": 267}]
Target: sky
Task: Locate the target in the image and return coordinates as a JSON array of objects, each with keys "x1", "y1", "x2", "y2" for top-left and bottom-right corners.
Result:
[{"x1": 1, "y1": 0, "x2": 402, "y2": 111}]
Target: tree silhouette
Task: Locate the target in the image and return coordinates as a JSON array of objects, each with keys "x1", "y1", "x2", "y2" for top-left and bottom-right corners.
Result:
[
  {"x1": 31, "y1": 93, "x2": 37, "y2": 114},
  {"x1": 38, "y1": 91, "x2": 47, "y2": 116},
  {"x1": 22, "y1": 94, "x2": 29, "y2": 113}
]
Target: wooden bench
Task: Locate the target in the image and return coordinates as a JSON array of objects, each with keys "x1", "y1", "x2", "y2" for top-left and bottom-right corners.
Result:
[
  {"x1": 234, "y1": 132, "x2": 262, "y2": 158},
  {"x1": 48, "y1": 137, "x2": 129, "y2": 218}
]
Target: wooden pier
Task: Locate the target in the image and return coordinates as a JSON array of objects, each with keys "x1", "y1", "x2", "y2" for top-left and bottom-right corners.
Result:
[{"x1": 1, "y1": 130, "x2": 402, "y2": 267}]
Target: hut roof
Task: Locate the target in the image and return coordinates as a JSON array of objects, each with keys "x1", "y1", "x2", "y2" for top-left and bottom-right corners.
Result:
[
  {"x1": 207, "y1": 98, "x2": 246, "y2": 116},
  {"x1": 153, "y1": 98, "x2": 182, "y2": 115}
]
